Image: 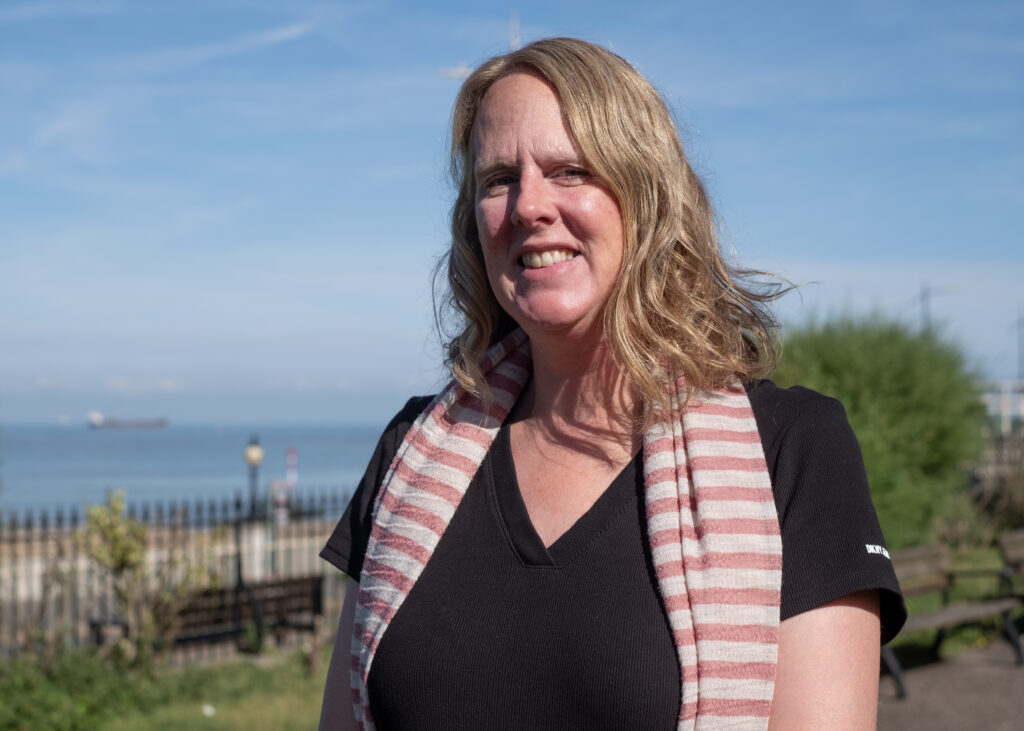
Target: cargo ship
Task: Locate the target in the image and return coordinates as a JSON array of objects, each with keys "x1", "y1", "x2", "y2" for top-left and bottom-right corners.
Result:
[{"x1": 87, "y1": 411, "x2": 168, "y2": 429}]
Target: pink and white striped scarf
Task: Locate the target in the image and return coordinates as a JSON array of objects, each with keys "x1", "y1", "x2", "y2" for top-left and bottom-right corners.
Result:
[{"x1": 351, "y1": 329, "x2": 782, "y2": 730}]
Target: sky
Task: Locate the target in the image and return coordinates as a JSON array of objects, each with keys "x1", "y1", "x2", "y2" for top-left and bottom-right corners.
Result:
[{"x1": 1, "y1": 0, "x2": 1021, "y2": 425}]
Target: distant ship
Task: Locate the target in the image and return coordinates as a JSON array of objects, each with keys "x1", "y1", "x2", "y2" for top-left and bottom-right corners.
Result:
[{"x1": 87, "y1": 411, "x2": 168, "y2": 429}]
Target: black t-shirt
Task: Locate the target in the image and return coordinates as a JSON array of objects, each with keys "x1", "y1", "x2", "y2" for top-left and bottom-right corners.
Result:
[{"x1": 322, "y1": 380, "x2": 906, "y2": 730}]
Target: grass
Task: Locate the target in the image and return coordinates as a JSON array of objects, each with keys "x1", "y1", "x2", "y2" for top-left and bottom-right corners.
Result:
[
  {"x1": 0, "y1": 644, "x2": 331, "y2": 731},
  {"x1": 98, "y1": 649, "x2": 330, "y2": 731}
]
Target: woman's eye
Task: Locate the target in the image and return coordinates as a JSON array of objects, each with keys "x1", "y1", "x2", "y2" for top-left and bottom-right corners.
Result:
[
  {"x1": 483, "y1": 174, "x2": 516, "y2": 191},
  {"x1": 558, "y1": 168, "x2": 588, "y2": 182}
]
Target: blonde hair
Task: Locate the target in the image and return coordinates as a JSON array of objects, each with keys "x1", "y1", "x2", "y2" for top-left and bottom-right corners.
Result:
[{"x1": 437, "y1": 37, "x2": 782, "y2": 419}]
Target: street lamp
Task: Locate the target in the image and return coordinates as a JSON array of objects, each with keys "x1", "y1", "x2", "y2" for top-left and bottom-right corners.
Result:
[{"x1": 244, "y1": 435, "x2": 264, "y2": 519}]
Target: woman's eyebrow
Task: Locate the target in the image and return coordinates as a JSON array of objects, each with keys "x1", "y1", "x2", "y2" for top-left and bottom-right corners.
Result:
[
  {"x1": 475, "y1": 152, "x2": 584, "y2": 181},
  {"x1": 474, "y1": 159, "x2": 516, "y2": 182}
]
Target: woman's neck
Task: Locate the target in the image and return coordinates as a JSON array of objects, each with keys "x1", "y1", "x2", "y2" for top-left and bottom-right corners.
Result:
[{"x1": 512, "y1": 333, "x2": 639, "y2": 461}]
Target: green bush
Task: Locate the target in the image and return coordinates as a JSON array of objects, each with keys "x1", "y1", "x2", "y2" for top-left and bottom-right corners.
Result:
[
  {"x1": 0, "y1": 650, "x2": 152, "y2": 731},
  {"x1": 771, "y1": 316, "x2": 988, "y2": 549}
]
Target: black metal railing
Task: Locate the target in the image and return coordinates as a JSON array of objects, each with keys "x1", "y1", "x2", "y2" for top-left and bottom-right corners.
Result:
[{"x1": 0, "y1": 488, "x2": 351, "y2": 664}]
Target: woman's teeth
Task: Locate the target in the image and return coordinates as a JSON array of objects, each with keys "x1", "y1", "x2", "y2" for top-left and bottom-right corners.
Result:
[{"x1": 520, "y1": 250, "x2": 577, "y2": 269}]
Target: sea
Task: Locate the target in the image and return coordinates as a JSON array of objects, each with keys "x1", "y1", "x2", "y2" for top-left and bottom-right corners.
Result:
[{"x1": 0, "y1": 423, "x2": 382, "y2": 516}]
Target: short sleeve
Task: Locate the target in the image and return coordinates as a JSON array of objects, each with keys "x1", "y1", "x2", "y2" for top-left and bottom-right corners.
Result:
[
  {"x1": 747, "y1": 380, "x2": 907, "y2": 644},
  {"x1": 319, "y1": 396, "x2": 434, "y2": 580}
]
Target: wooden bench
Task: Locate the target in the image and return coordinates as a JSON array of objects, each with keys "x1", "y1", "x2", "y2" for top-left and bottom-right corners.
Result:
[
  {"x1": 882, "y1": 545, "x2": 1022, "y2": 698},
  {"x1": 174, "y1": 575, "x2": 324, "y2": 653}
]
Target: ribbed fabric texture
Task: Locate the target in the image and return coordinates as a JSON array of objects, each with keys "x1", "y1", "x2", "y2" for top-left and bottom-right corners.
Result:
[
  {"x1": 351, "y1": 330, "x2": 782, "y2": 730},
  {"x1": 364, "y1": 441, "x2": 681, "y2": 729}
]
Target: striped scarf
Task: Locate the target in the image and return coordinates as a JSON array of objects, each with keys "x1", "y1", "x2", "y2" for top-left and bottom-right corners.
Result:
[{"x1": 351, "y1": 329, "x2": 782, "y2": 730}]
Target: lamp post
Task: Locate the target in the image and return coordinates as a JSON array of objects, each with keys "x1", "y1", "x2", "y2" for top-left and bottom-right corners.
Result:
[{"x1": 244, "y1": 435, "x2": 264, "y2": 520}]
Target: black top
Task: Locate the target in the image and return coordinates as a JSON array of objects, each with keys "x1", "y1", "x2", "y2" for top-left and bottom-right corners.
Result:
[{"x1": 322, "y1": 380, "x2": 906, "y2": 730}]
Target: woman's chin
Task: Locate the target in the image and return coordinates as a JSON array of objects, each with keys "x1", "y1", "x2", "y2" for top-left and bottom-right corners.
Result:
[{"x1": 509, "y1": 307, "x2": 605, "y2": 342}]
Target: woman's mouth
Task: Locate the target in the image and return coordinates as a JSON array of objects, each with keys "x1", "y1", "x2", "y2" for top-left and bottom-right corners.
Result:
[{"x1": 519, "y1": 249, "x2": 578, "y2": 269}]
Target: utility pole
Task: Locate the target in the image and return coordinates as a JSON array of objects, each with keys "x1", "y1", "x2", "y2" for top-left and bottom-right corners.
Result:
[
  {"x1": 1017, "y1": 307, "x2": 1023, "y2": 382},
  {"x1": 1017, "y1": 308, "x2": 1024, "y2": 435},
  {"x1": 919, "y1": 282, "x2": 933, "y2": 332},
  {"x1": 916, "y1": 282, "x2": 954, "y2": 333}
]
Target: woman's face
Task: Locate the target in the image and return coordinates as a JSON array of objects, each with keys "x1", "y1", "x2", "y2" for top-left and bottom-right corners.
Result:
[{"x1": 472, "y1": 71, "x2": 624, "y2": 342}]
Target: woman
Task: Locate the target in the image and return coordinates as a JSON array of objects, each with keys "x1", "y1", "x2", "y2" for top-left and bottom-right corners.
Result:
[{"x1": 320, "y1": 38, "x2": 905, "y2": 730}]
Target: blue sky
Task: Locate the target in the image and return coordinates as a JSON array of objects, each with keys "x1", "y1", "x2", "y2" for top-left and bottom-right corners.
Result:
[{"x1": 1, "y1": 0, "x2": 1021, "y2": 425}]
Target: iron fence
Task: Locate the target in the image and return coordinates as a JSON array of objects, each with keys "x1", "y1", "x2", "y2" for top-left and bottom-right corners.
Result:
[{"x1": 0, "y1": 489, "x2": 352, "y2": 664}]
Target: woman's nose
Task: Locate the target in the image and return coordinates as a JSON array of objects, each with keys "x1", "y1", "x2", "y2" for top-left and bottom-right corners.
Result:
[{"x1": 510, "y1": 175, "x2": 558, "y2": 229}]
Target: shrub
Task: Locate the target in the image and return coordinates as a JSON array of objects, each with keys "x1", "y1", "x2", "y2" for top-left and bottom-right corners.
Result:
[
  {"x1": 771, "y1": 316, "x2": 988, "y2": 549},
  {"x1": 77, "y1": 490, "x2": 219, "y2": 666}
]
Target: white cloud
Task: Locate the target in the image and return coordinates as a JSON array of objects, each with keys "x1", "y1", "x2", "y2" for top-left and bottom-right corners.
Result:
[
  {"x1": 103, "y1": 378, "x2": 185, "y2": 395},
  {"x1": 0, "y1": 376, "x2": 85, "y2": 394},
  {"x1": 122, "y1": 21, "x2": 316, "y2": 75},
  {"x1": 32, "y1": 101, "x2": 110, "y2": 163}
]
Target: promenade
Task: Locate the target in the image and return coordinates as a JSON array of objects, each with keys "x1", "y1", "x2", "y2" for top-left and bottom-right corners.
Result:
[{"x1": 878, "y1": 641, "x2": 1024, "y2": 730}]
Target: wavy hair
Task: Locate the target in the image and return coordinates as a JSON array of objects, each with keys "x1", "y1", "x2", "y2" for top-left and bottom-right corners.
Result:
[{"x1": 437, "y1": 37, "x2": 783, "y2": 420}]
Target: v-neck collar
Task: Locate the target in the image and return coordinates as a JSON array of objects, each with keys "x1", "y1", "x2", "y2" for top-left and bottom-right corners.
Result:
[{"x1": 487, "y1": 423, "x2": 641, "y2": 567}]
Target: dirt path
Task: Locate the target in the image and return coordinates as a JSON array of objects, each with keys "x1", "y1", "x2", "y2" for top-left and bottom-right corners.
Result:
[{"x1": 878, "y1": 642, "x2": 1023, "y2": 730}]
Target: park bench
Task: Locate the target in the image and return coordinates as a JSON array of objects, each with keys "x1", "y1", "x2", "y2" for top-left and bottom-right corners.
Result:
[
  {"x1": 174, "y1": 574, "x2": 324, "y2": 653},
  {"x1": 882, "y1": 544, "x2": 1023, "y2": 698},
  {"x1": 90, "y1": 574, "x2": 325, "y2": 654}
]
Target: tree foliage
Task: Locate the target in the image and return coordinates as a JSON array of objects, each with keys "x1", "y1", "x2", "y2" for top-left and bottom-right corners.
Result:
[{"x1": 771, "y1": 316, "x2": 988, "y2": 549}]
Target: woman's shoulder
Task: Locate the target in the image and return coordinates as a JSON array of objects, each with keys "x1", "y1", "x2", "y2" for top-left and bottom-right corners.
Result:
[
  {"x1": 319, "y1": 394, "x2": 436, "y2": 579},
  {"x1": 386, "y1": 394, "x2": 436, "y2": 438},
  {"x1": 743, "y1": 378, "x2": 856, "y2": 458},
  {"x1": 373, "y1": 394, "x2": 437, "y2": 460},
  {"x1": 742, "y1": 378, "x2": 868, "y2": 516},
  {"x1": 744, "y1": 378, "x2": 847, "y2": 422}
]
